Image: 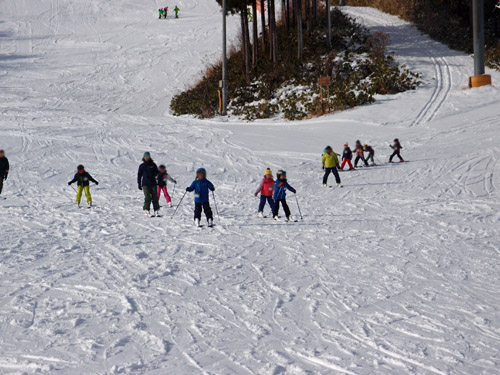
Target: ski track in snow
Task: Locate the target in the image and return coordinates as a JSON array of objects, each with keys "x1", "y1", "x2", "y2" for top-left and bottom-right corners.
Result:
[{"x1": 1, "y1": 2, "x2": 500, "y2": 374}]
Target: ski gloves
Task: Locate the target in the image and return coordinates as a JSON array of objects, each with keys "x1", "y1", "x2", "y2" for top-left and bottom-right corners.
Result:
[{"x1": 138, "y1": 183, "x2": 142, "y2": 190}]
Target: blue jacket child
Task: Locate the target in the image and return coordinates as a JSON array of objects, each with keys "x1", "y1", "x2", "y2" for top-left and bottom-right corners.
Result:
[
  {"x1": 186, "y1": 168, "x2": 215, "y2": 226},
  {"x1": 272, "y1": 170, "x2": 296, "y2": 221}
]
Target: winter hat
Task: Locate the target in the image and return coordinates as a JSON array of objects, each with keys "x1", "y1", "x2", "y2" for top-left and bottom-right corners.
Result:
[
  {"x1": 143, "y1": 152, "x2": 151, "y2": 159},
  {"x1": 264, "y1": 168, "x2": 273, "y2": 176},
  {"x1": 344, "y1": 143, "x2": 349, "y2": 147},
  {"x1": 196, "y1": 168, "x2": 207, "y2": 176},
  {"x1": 159, "y1": 164, "x2": 166, "y2": 170},
  {"x1": 77, "y1": 164, "x2": 84, "y2": 170},
  {"x1": 325, "y1": 145, "x2": 332, "y2": 151},
  {"x1": 280, "y1": 170, "x2": 287, "y2": 177}
]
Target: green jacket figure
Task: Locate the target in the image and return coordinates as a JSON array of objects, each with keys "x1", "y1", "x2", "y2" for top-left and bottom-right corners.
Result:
[{"x1": 174, "y1": 6, "x2": 180, "y2": 18}]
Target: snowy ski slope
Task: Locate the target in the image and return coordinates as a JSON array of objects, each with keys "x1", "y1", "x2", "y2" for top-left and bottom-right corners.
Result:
[{"x1": 1, "y1": 1, "x2": 500, "y2": 374}]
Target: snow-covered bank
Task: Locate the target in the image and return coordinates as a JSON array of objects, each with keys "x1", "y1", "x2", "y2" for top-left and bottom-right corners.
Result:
[{"x1": 1, "y1": 2, "x2": 500, "y2": 374}]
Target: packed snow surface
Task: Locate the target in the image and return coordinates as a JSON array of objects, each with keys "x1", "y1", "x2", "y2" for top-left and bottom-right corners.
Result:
[{"x1": 1, "y1": 1, "x2": 500, "y2": 374}]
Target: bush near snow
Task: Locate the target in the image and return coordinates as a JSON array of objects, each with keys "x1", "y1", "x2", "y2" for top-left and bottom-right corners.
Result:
[{"x1": 171, "y1": 8, "x2": 420, "y2": 120}]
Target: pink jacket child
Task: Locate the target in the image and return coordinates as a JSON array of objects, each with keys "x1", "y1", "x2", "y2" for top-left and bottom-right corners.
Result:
[
  {"x1": 254, "y1": 168, "x2": 275, "y2": 217},
  {"x1": 157, "y1": 165, "x2": 177, "y2": 207}
]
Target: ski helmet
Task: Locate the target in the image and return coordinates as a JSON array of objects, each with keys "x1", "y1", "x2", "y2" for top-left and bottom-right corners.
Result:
[
  {"x1": 280, "y1": 170, "x2": 287, "y2": 177},
  {"x1": 394, "y1": 138, "x2": 399, "y2": 142},
  {"x1": 143, "y1": 152, "x2": 151, "y2": 159},
  {"x1": 325, "y1": 145, "x2": 332, "y2": 151},
  {"x1": 159, "y1": 164, "x2": 166, "y2": 170},
  {"x1": 196, "y1": 168, "x2": 207, "y2": 176},
  {"x1": 364, "y1": 144, "x2": 368, "y2": 148},
  {"x1": 77, "y1": 164, "x2": 84, "y2": 171}
]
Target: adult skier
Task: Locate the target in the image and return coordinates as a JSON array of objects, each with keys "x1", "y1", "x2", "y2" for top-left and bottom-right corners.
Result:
[
  {"x1": 389, "y1": 138, "x2": 404, "y2": 163},
  {"x1": 0, "y1": 149, "x2": 10, "y2": 197},
  {"x1": 321, "y1": 146, "x2": 342, "y2": 187},
  {"x1": 138, "y1": 152, "x2": 161, "y2": 216},
  {"x1": 68, "y1": 165, "x2": 99, "y2": 208}
]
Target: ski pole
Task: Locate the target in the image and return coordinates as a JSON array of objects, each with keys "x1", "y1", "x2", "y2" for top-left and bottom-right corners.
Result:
[
  {"x1": 295, "y1": 194, "x2": 303, "y2": 221},
  {"x1": 171, "y1": 191, "x2": 187, "y2": 219},
  {"x1": 212, "y1": 191, "x2": 220, "y2": 218},
  {"x1": 172, "y1": 183, "x2": 176, "y2": 197},
  {"x1": 69, "y1": 184, "x2": 77, "y2": 193}
]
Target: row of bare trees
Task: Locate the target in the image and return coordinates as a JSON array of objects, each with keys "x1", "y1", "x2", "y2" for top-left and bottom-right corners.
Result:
[{"x1": 217, "y1": 0, "x2": 333, "y2": 78}]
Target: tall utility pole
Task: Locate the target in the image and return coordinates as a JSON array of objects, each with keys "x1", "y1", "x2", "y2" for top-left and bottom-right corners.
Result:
[
  {"x1": 221, "y1": 0, "x2": 228, "y2": 115},
  {"x1": 472, "y1": 0, "x2": 485, "y2": 75},
  {"x1": 326, "y1": 0, "x2": 331, "y2": 49}
]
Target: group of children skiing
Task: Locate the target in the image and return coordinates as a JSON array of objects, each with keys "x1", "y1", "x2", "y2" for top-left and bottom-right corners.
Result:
[
  {"x1": 0, "y1": 139, "x2": 405, "y2": 226},
  {"x1": 158, "y1": 6, "x2": 179, "y2": 19},
  {"x1": 321, "y1": 138, "x2": 404, "y2": 187}
]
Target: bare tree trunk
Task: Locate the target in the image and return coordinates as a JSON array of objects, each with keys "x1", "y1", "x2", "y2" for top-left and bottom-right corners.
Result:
[
  {"x1": 268, "y1": 0, "x2": 273, "y2": 60},
  {"x1": 296, "y1": 0, "x2": 303, "y2": 59},
  {"x1": 270, "y1": 0, "x2": 278, "y2": 63},
  {"x1": 252, "y1": 0, "x2": 258, "y2": 66},
  {"x1": 312, "y1": 0, "x2": 317, "y2": 22},
  {"x1": 305, "y1": 0, "x2": 310, "y2": 33},
  {"x1": 260, "y1": 0, "x2": 266, "y2": 53},
  {"x1": 286, "y1": 0, "x2": 290, "y2": 29},
  {"x1": 241, "y1": 10, "x2": 250, "y2": 79}
]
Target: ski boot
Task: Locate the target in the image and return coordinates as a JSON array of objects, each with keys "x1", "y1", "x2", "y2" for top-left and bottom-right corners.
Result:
[
  {"x1": 144, "y1": 210, "x2": 151, "y2": 216},
  {"x1": 195, "y1": 218, "x2": 201, "y2": 227},
  {"x1": 208, "y1": 218, "x2": 213, "y2": 228},
  {"x1": 258, "y1": 211, "x2": 264, "y2": 218}
]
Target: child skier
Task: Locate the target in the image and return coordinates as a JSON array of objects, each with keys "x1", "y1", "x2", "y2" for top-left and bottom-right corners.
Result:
[
  {"x1": 322, "y1": 146, "x2": 342, "y2": 187},
  {"x1": 0, "y1": 149, "x2": 10, "y2": 197},
  {"x1": 254, "y1": 168, "x2": 275, "y2": 218},
  {"x1": 354, "y1": 140, "x2": 369, "y2": 168},
  {"x1": 163, "y1": 6, "x2": 168, "y2": 18},
  {"x1": 389, "y1": 138, "x2": 404, "y2": 162},
  {"x1": 186, "y1": 168, "x2": 215, "y2": 227},
  {"x1": 272, "y1": 170, "x2": 296, "y2": 222},
  {"x1": 68, "y1": 165, "x2": 99, "y2": 208},
  {"x1": 174, "y1": 5, "x2": 179, "y2": 18},
  {"x1": 158, "y1": 8, "x2": 164, "y2": 19},
  {"x1": 364, "y1": 144, "x2": 375, "y2": 165},
  {"x1": 157, "y1": 165, "x2": 177, "y2": 207},
  {"x1": 339, "y1": 143, "x2": 354, "y2": 170}
]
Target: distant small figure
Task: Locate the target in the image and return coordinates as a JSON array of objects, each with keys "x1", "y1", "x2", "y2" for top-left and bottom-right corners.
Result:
[
  {"x1": 174, "y1": 5, "x2": 180, "y2": 18},
  {"x1": 158, "y1": 8, "x2": 164, "y2": 19},
  {"x1": 389, "y1": 138, "x2": 404, "y2": 163},
  {"x1": 68, "y1": 165, "x2": 99, "y2": 208},
  {"x1": 363, "y1": 144, "x2": 375, "y2": 165},
  {"x1": 0, "y1": 149, "x2": 10, "y2": 197},
  {"x1": 164, "y1": 6, "x2": 169, "y2": 18}
]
